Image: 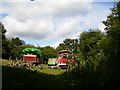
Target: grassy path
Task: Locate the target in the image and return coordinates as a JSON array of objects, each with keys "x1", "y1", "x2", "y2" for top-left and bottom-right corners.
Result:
[
  {"x1": 30, "y1": 65, "x2": 66, "y2": 75},
  {"x1": 1, "y1": 59, "x2": 100, "y2": 89},
  {"x1": 2, "y1": 59, "x2": 78, "y2": 88}
]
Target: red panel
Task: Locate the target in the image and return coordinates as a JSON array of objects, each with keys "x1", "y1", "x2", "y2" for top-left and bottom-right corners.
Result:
[
  {"x1": 59, "y1": 58, "x2": 68, "y2": 64},
  {"x1": 23, "y1": 56, "x2": 36, "y2": 62}
]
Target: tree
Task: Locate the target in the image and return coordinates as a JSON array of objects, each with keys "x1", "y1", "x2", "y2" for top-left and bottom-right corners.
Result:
[
  {"x1": 0, "y1": 22, "x2": 10, "y2": 59},
  {"x1": 97, "y1": 1, "x2": 120, "y2": 88},
  {"x1": 56, "y1": 38, "x2": 79, "y2": 54},
  {"x1": 56, "y1": 43, "x2": 67, "y2": 52},
  {"x1": 41, "y1": 46, "x2": 57, "y2": 58},
  {"x1": 102, "y1": 1, "x2": 120, "y2": 61},
  {"x1": 10, "y1": 37, "x2": 25, "y2": 46},
  {"x1": 79, "y1": 29, "x2": 104, "y2": 71},
  {"x1": 63, "y1": 38, "x2": 79, "y2": 54},
  {"x1": 8, "y1": 37, "x2": 25, "y2": 60},
  {"x1": 0, "y1": 22, "x2": 26, "y2": 59}
]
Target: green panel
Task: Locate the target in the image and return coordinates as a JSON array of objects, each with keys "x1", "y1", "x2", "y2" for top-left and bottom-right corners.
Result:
[{"x1": 48, "y1": 62, "x2": 57, "y2": 65}]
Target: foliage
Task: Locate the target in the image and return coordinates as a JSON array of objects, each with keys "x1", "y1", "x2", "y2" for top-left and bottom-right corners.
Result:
[
  {"x1": 0, "y1": 23, "x2": 10, "y2": 59},
  {"x1": 96, "y1": 1, "x2": 120, "y2": 88},
  {"x1": 56, "y1": 43, "x2": 68, "y2": 51},
  {"x1": 56, "y1": 38, "x2": 79, "y2": 54},
  {"x1": 79, "y1": 29, "x2": 105, "y2": 72},
  {"x1": 8, "y1": 37, "x2": 25, "y2": 60},
  {"x1": 40, "y1": 46, "x2": 57, "y2": 58},
  {"x1": 102, "y1": 1, "x2": 120, "y2": 62}
]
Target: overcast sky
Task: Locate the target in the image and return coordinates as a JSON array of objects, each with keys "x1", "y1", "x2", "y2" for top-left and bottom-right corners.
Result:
[{"x1": 0, "y1": 0, "x2": 116, "y2": 48}]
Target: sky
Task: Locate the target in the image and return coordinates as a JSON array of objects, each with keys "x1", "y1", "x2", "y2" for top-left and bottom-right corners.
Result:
[{"x1": 0, "y1": 0, "x2": 117, "y2": 48}]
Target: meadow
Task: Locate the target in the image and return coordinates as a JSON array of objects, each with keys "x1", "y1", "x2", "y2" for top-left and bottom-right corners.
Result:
[{"x1": 1, "y1": 59, "x2": 99, "y2": 89}]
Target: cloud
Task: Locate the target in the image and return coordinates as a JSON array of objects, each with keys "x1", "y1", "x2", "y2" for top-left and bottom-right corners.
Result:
[
  {"x1": 55, "y1": 17, "x2": 81, "y2": 38},
  {"x1": 5, "y1": 16, "x2": 54, "y2": 40},
  {"x1": 51, "y1": 40, "x2": 63, "y2": 48},
  {"x1": 93, "y1": 0, "x2": 118, "y2": 2},
  {"x1": 98, "y1": 23, "x2": 106, "y2": 32},
  {"x1": 2, "y1": 1, "x2": 113, "y2": 48},
  {"x1": 1, "y1": 0, "x2": 116, "y2": 3},
  {"x1": 3, "y1": 1, "x2": 92, "y2": 40},
  {"x1": 1, "y1": 0, "x2": 94, "y2": 2},
  {"x1": 7, "y1": 1, "x2": 92, "y2": 18},
  {"x1": 48, "y1": 2, "x2": 92, "y2": 17},
  {"x1": 50, "y1": 2, "x2": 113, "y2": 48}
]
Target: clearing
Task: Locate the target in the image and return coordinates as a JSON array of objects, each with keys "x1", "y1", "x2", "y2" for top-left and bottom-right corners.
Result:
[{"x1": 1, "y1": 59, "x2": 99, "y2": 89}]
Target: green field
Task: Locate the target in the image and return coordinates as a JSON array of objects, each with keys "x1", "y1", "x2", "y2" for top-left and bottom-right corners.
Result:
[{"x1": 1, "y1": 59, "x2": 99, "y2": 89}]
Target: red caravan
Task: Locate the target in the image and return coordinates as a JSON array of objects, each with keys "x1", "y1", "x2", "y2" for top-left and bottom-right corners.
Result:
[{"x1": 57, "y1": 50, "x2": 76, "y2": 69}]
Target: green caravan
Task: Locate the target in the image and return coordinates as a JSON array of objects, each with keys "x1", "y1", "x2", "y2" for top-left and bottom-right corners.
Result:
[{"x1": 22, "y1": 48, "x2": 48, "y2": 68}]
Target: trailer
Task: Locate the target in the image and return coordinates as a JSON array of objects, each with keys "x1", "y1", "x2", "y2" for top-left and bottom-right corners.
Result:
[
  {"x1": 47, "y1": 50, "x2": 76, "y2": 69},
  {"x1": 22, "y1": 48, "x2": 47, "y2": 68},
  {"x1": 57, "y1": 50, "x2": 76, "y2": 69},
  {"x1": 48, "y1": 58, "x2": 59, "y2": 69}
]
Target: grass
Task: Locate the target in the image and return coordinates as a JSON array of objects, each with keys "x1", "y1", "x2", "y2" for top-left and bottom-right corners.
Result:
[
  {"x1": 1, "y1": 59, "x2": 66, "y2": 75},
  {"x1": 2, "y1": 65, "x2": 68, "y2": 88},
  {"x1": 1, "y1": 59, "x2": 106, "y2": 89},
  {"x1": 31, "y1": 65, "x2": 66, "y2": 75},
  {"x1": 2, "y1": 59, "x2": 76, "y2": 88},
  {"x1": 1, "y1": 59, "x2": 11, "y2": 65}
]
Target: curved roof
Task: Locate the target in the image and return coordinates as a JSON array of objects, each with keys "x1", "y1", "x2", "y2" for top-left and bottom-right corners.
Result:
[
  {"x1": 22, "y1": 48, "x2": 44, "y2": 57},
  {"x1": 58, "y1": 50, "x2": 71, "y2": 54}
]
